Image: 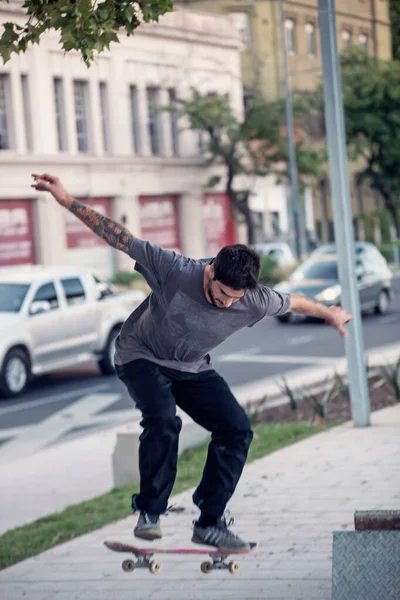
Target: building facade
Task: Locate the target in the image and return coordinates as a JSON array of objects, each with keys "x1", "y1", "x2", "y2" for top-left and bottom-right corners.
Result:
[
  {"x1": 181, "y1": 0, "x2": 391, "y2": 100},
  {"x1": 0, "y1": 5, "x2": 255, "y2": 276},
  {"x1": 181, "y1": 0, "x2": 393, "y2": 244}
]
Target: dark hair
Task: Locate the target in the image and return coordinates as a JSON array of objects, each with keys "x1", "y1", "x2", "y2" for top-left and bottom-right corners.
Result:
[{"x1": 213, "y1": 244, "x2": 261, "y2": 290}]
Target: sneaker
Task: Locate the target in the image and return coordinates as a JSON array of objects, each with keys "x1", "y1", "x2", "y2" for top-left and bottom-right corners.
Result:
[
  {"x1": 134, "y1": 511, "x2": 162, "y2": 541},
  {"x1": 191, "y1": 513, "x2": 250, "y2": 552}
]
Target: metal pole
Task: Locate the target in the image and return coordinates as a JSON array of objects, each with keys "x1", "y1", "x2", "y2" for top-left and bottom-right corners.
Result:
[
  {"x1": 277, "y1": 0, "x2": 301, "y2": 260},
  {"x1": 318, "y1": 0, "x2": 370, "y2": 427}
]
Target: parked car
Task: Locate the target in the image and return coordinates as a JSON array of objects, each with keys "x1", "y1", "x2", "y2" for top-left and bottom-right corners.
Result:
[
  {"x1": 0, "y1": 266, "x2": 146, "y2": 398},
  {"x1": 310, "y1": 241, "x2": 381, "y2": 259},
  {"x1": 274, "y1": 243, "x2": 393, "y2": 323},
  {"x1": 253, "y1": 243, "x2": 296, "y2": 267}
]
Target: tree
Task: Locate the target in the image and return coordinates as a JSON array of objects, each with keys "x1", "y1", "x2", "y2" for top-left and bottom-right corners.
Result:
[
  {"x1": 0, "y1": 0, "x2": 175, "y2": 65},
  {"x1": 340, "y1": 47, "x2": 400, "y2": 236},
  {"x1": 166, "y1": 90, "x2": 324, "y2": 244},
  {"x1": 390, "y1": 0, "x2": 400, "y2": 60}
]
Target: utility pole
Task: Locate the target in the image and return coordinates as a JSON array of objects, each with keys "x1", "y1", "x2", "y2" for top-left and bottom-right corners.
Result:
[{"x1": 318, "y1": 0, "x2": 370, "y2": 426}]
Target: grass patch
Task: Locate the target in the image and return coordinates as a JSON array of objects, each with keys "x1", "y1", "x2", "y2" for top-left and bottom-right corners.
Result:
[{"x1": 0, "y1": 421, "x2": 323, "y2": 570}]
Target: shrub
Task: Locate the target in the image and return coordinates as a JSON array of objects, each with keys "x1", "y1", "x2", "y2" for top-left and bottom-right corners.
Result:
[
  {"x1": 258, "y1": 255, "x2": 279, "y2": 286},
  {"x1": 111, "y1": 270, "x2": 144, "y2": 286}
]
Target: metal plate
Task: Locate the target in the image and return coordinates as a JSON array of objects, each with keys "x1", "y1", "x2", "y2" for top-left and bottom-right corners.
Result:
[{"x1": 332, "y1": 531, "x2": 400, "y2": 600}]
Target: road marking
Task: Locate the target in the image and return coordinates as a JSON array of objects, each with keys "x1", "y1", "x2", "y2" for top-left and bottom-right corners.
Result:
[
  {"x1": 0, "y1": 393, "x2": 138, "y2": 464},
  {"x1": 217, "y1": 353, "x2": 334, "y2": 365},
  {"x1": 0, "y1": 384, "x2": 110, "y2": 416},
  {"x1": 239, "y1": 346, "x2": 261, "y2": 356},
  {"x1": 288, "y1": 335, "x2": 315, "y2": 346}
]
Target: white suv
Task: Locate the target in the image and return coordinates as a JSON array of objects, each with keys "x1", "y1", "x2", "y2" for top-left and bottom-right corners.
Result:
[{"x1": 0, "y1": 266, "x2": 145, "y2": 398}]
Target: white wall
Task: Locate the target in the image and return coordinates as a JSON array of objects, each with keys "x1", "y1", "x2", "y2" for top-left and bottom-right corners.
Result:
[{"x1": 0, "y1": 6, "x2": 244, "y2": 275}]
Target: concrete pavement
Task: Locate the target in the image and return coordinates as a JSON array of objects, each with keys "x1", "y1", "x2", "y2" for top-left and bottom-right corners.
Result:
[{"x1": 1, "y1": 403, "x2": 399, "y2": 600}]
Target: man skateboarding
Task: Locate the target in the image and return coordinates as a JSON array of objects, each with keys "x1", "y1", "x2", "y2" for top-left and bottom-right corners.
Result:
[{"x1": 32, "y1": 173, "x2": 352, "y2": 552}]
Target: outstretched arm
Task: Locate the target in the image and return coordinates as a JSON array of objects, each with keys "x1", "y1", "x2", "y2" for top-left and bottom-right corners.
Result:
[
  {"x1": 289, "y1": 293, "x2": 352, "y2": 336},
  {"x1": 31, "y1": 173, "x2": 134, "y2": 254}
]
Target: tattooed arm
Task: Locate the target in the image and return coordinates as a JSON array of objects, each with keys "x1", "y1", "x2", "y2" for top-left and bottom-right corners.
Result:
[
  {"x1": 31, "y1": 173, "x2": 134, "y2": 254},
  {"x1": 289, "y1": 293, "x2": 352, "y2": 336}
]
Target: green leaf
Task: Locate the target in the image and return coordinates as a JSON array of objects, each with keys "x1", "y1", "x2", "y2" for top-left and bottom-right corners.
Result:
[
  {"x1": 0, "y1": 0, "x2": 175, "y2": 64},
  {"x1": 124, "y1": 5, "x2": 134, "y2": 22},
  {"x1": 207, "y1": 175, "x2": 221, "y2": 188}
]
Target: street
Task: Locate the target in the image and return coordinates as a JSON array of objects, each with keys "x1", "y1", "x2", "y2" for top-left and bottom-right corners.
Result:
[{"x1": 0, "y1": 277, "x2": 399, "y2": 463}]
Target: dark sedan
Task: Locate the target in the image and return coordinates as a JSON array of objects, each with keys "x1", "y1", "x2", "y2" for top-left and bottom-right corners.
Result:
[{"x1": 274, "y1": 243, "x2": 393, "y2": 323}]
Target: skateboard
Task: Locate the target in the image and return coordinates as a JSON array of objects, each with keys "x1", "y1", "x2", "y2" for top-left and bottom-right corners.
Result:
[{"x1": 104, "y1": 540, "x2": 257, "y2": 575}]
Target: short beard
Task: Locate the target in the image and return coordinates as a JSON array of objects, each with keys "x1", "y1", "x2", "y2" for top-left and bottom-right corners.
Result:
[{"x1": 208, "y1": 280, "x2": 220, "y2": 308}]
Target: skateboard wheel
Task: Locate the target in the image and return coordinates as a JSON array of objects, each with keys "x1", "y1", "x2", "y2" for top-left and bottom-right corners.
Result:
[
  {"x1": 200, "y1": 561, "x2": 213, "y2": 574},
  {"x1": 228, "y1": 561, "x2": 240, "y2": 574},
  {"x1": 149, "y1": 560, "x2": 162, "y2": 574},
  {"x1": 122, "y1": 559, "x2": 135, "y2": 572}
]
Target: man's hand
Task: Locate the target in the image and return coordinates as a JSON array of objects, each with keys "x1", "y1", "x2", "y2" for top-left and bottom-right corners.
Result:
[
  {"x1": 31, "y1": 172, "x2": 135, "y2": 254},
  {"x1": 325, "y1": 306, "x2": 352, "y2": 337},
  {"x1": 31, "y1": 173, "x2": 72, "y2": 208},
  {"x1": 289, "y1": 294, "x2": 352, "y2": 337}
]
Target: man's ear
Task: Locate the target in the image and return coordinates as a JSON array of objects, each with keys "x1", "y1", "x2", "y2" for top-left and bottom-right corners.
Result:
[{"x1": 209, "y1": 264, "x2": 215, "y2": 280}]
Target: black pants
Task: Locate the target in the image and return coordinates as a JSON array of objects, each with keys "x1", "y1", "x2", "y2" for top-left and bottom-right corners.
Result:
[{"x1": 116, "y1": 359, "x2": 253, "y2": 518}]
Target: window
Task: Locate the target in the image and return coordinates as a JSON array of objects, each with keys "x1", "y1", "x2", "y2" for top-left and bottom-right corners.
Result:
[
  {"x1": 269, "y1": 248, "x2": 283, "y2": 260},
  {"x1": 21, "y1": 75, "x2": 33, "y2": 152},
  {"x1": 305, "y1": 23, "x2": 317, "y2": 58},
  {"x1": 61, "y1": 278, "x2": 86, "y2": 306},
  {"x1": 292, "y1": 259, "x2": 338, "y2": 281},
  {"x1": 147, "y1": 86, "x2": 163, "y2": 155},
  {"x1": 0, "y1": 283, "x2": 29, "y2": 313},
  {"x1": 271, "y1": 211, "x2": 281, "y2": 237},
  {"x1": 328, "y1": 220, "x2": 335, "y2": 243},
  {"x1": 32, "y1": 282, "x2": 59, "y2": 310},
  {"x1": 53, "y1": 78, "x2": 68, "y2": 151},
  {"x1": 243, "y1": 91, "x2": 254, "y2": 117},
  {"x1": 168, "y1": 88, "x2": 179, "y2": 156},
  {"x1": 231, "y1": 12, "x2": 251, "y2": 51},
  {"x1": 129, "y1": 85, "x2": 141, "y2": 153},
  {"x1": 99, "y1": 82, "x2": 110, "y2": 153},
  {"x1": 315, "y1": 220, "x2": 322, "y2": 241},
  {"x1": 359, "y1": 33, "x2": 368, "y2": 51},
  {"x1": 285, "y1": 19, "x2": 297, "y2": 55},
  {"x1": 342, "y1": 30, "x2": 352, "y2": 48},
  {"x1": 0, "y1": 74, "x2": 12, "y2": 150},
  {"x1": 73, "y1": 81, "x2": 90, "y2": 152}
]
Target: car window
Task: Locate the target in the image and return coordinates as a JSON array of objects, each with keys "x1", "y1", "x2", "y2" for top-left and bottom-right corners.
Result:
[
  {"x1": 61, "y1": 277, "x2": 86, "y2": 306},
  {"x1": 269, "y1": 249, "x2": 283, "y2": 258},
  {"x1": 312, "y1": 246, "x2": 335, "y2": 255},
  {"x1": 32, "y1": 282, "x2": 59, "y2": 309},
  {"x1": 0, "y1": 283, "x2": 30, "y2": 313},
  {"x1": 292, "y1": 260, "x2": 338, "y2": 281}
]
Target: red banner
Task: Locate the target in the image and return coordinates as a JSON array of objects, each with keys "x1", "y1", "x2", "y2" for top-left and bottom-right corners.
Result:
[
  {"x1": 139, "y1": 195, "x2": 181, "y2": 252},
  {"x1": 0, "y1": 200, "x2": 36, "y2": 266},
  {"x1": 65, "y1": 198, "x2": 112, "y2": 248},
  {"x1": 203, "y1": 193, "x2": 235, "y2": 256}
]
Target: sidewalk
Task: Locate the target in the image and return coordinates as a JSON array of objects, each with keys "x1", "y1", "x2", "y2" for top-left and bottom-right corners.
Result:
[
  {"x1": 2, "y1": 340, "x2": 400, "y2": 536},
  {"x1": 1, "y1": 404, "x2": 399, "y2": 600}
]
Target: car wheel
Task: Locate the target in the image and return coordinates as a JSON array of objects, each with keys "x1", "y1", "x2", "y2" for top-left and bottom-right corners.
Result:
[
  {"x1": 98, "y1": 328, "x2": 120, "y2": 375},
  {"x1": 0, "y1": 348, "x2": 31, "y2": 399},
  {"x1": 375, "y1": 290, "x2": 390, "y2": 315}
]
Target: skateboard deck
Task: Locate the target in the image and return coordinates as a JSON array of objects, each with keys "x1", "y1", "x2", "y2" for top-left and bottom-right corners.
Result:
[{"x1": 104, "y1": 540, "x2": 257, "y2": 574}]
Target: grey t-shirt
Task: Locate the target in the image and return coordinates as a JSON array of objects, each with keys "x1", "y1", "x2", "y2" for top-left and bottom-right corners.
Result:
[{"x1": 114, "y1": 238, "x2": 291, "y2": 372}]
